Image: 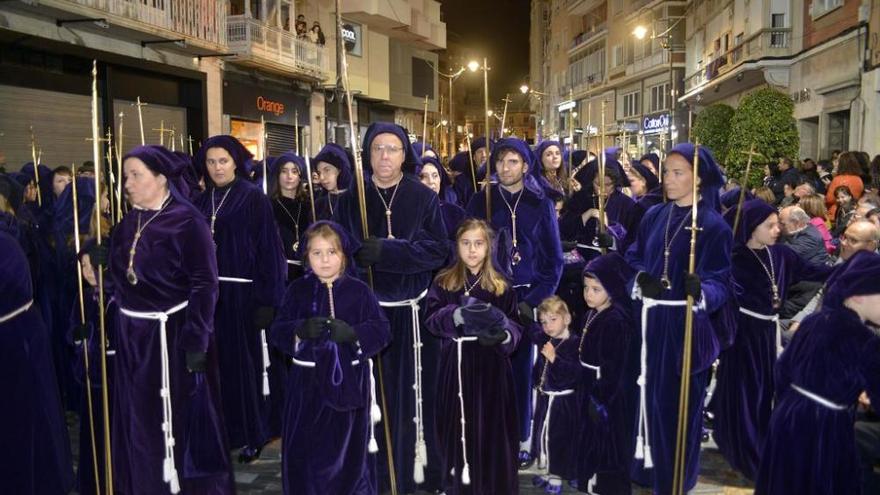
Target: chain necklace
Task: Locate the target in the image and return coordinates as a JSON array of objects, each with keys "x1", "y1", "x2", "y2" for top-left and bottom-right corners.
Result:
[
  {"x1": 126, "y1": 195, "x2": 173, "y2": 285},
  {"x1": 577, "y1": 309, "x2": 600, "y2": 356},
  {"x1": 210, "y1": 184, "x2": 234, "y2": 238},
  {"x1": 325, "y1": 280, "x2": 336, "y2": 318},
  {"x1": 661, "y1": 204, "x2": 692, "y2": 289},
  {"x1": 748, "y1": 246, "x2": 781, "y2": 310},
  {"x1": 374, "y1": 179, "x2": 402, "y2": 239},
  {"x1": 498, "y1": 185, "x2": 525, "y2": 265},
  {"x1": 276, "y1": 198, "x2": 302, "y2": 252},
  {"x1": 463, "y1": 271, "x2": 483, "y2": 297}
]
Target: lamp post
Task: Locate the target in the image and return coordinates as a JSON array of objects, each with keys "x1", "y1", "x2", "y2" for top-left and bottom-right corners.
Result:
[
  {"x1": 519, "y1": 84, "x2": 548, "y2": 143},
  {"x1": 633, "y1": 15, "x2": 685, "y2": 148}
]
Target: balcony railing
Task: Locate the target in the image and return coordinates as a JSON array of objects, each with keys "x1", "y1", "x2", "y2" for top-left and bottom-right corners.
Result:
[
  {"x1": 570, "y1": 23, "x2": 607, "y2": 52},
  {"x1": 57, "y1": 0, "x2": 225, "y2": 45},
  {"x1": 227, "y1": 15, "x2": 329, "y2": 79},
  {"x1": 684, "y1": 27, "x2": 791, "y2": 93}
]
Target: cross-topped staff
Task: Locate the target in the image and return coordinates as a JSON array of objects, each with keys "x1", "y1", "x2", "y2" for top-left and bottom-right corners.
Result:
[
  {"x1": 464, "y1": 123, "x2": 477, "y2": 190},
  {"x1": 499, "y1": 93, "x2": 512, "y2": 137},
  {"x1": 568, "y1": 89, "x2": 575, "y2": 196},
  {"x1": 152, "y1": 120, "x2": 171, "y2": 147},
  {"x1": 116, "y1": 112, "x2": 125, "y2": 221},
  {"x1": 133, "y1": 97, "x2": 147, "y2": 146},
  {"x1": 187, "y1": 135, "x2": 195, "y2": 156},
  {"x1": 422, "y1": 95, "x2": 429, "y2": 149},
  {"x1": 29, "y1": 126, "x2": 42, "y2": 206},
  {"x1": 294, "y1": 109, "x2": 300, "y2": 156},
  {"x1": 103, "y1": 127, "x2": 119, "y2": 225},
  {"x1": 732, "y1": 144, "x2": 762, "y2": 236},
  {"x1": 260, "y1": 115, "x2": 268, "y2": 195},
  {"x1": 598, "y1": 100, "x2": 608, "y2": 255},
  {"x1": 169, "y1": 126, "x2": 177, "y2": 152}
]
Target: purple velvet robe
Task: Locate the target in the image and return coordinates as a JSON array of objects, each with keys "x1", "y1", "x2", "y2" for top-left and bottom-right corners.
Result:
[
  {"x1": 334, "y1": 174, "x2": 449, "y2": 492},
  {"x1": 624, "y1": 201, "x2": 732, "y2": 494},
  {"x1": 316, "y1": 190, "x2": 344, "y2": 221},
  {"x1": 710, "y1": 244, "x2": 831, "y2": 479},
  {"x1": 425, "y1": 275, "x2": 521, "y2": 494},
  {"x1": 272, "y1": 195, "x2": 313, "y2": 281},
  {"x1": 0, "y1": 231, "x2": 74, "y2": 494},
  {"x1": 755, "y1": 306, "x2": 880, "y2": 494},
  {"x1": 529, "y1": 329, "x2": 581, "y2": 481},
  {"x1": 451, "y1": 175, "x2": 476, "y2": 209},
  {"x1": 193, "y1": 178, "x2": 287, "y2": 449},
  {"x1": 576, "y1": 305, "x2": 640, "y2": 494},
  {"x1": 269, "y1": 273, "x2": 391, "y2": 495},
  {"x1": 109, "y1": 198, "x2": 234, "y2": 494}
]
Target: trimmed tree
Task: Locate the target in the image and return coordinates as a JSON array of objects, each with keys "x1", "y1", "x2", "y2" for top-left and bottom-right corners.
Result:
[
  {"x1": 725, "y1": 87, "x2": 800, "y2": 189},
  {"x1": 691, "y1": 103, "x2": 735, "y2": 168}
]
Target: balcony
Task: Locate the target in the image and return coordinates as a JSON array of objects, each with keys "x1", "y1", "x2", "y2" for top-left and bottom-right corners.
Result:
[
  {"x1": 569, "y1": 23, "x2": 607, "y2": 56},
  {"x1": 684, "y1": 27, "x2": 791, "y2": 93},
  {"x1": 226, "y1": 15, "x2": 329, "y2": 81},
  {"x1": 627, "y1": 49, "x2": 672, "y2": 76},
  {"x1": 33, "y1": 0, "x2": 226, "y2": 50}
]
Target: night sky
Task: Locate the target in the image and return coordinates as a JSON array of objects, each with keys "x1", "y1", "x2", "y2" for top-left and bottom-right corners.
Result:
[{"x1": 439, "y1": 0, "x2": 531, "y2": 100}]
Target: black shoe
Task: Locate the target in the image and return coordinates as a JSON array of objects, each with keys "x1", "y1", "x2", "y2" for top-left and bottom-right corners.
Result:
[
  {"x1": 518, "y1": 450, "x2": 535, "y2": 470},
  {"x1": 238, "y1": 445, "x2": 263, "y2": 464}
]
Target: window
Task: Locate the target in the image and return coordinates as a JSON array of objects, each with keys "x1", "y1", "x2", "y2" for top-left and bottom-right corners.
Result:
[
  {"x1": 811, "y1": 0, "x2": 843, "y2": 19},
  {"x1": 623, "y1": 91, "x2": 641, "y2": 118},
  {"x1": 770, "y1": 13, "x2": 786, "y2": 47},
  {"x1": 649, "y1": 83, "x2": 670, "y2": 112},
  {"x1": 612, "y1": 44, "x2": 624, "y2": 67},
  {"x1": 733, "y1": 32, "x2": 744, "y2": 62}
]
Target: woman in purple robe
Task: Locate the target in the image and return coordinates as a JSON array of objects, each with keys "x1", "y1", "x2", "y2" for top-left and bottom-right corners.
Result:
[
  {"x1": 576, "y1": 253, "x2": 639, "y2": 495},
  {"x1": 710, "y1": 199, "x2": 832, "y2": 479},
  {"x1": 448, "y1": 151, "x2": 476, "y2": 209},
  {"x1": 314, "y1": 142, "x2": 353, "y2": 220},
  {"x1": 107, "y1": 145, "x2": 234, "y2": 493},
  {"x1": 269, "y1": 221, "x2": 391, "y2": 494},
  {"x1": 755, "y1": 250, "x2": 880, "y2": 494},
  {"x1": 425, "y1": 218, "x2": 521, "y2": 494},
  {"x1": 535, "y1": 140, "x2": 567, "y2": 202},
  {"x1": 418, "y1": 156, "x2": 466, "y2": 260},
  {"x1": 270, "y1": 152, "x2": 314, "y2": 281},
  {"x1": 193, "y1": 135, "x2": 287, "y2": 462},
  {"x1": 0, "y1": 230, "x2": 74, "y2": 494},
  {"x1": 624, "y1": 143, "x2": 732, "y2": 494}
]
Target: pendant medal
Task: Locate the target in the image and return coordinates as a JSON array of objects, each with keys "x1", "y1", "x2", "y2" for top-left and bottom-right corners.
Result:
[
  {"x1": 772, "y1": 295, "x2": 781, "y2": 310},
  {"x1": 126, "y1": 267, "x2": 138, "y2": 285},
  {"x1": 293, "y1": 241, "x2": 300, "y2": 252},
  {"x1": 660, "y1": 277, "x2": 671, "y2": 290},
  {"x1": 512, "y1": 250, "x2": 522, "y2": 265}
]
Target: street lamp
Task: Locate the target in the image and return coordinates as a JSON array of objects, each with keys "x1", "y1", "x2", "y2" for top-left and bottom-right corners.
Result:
[
  {"x1": 519, "y1": 84, "x2": 549, "y2": 142},
  {"x1": 424, "y1": 60, "x2": 474, "y2": 158},
  {"x1": 467, "y1": 60, "x2": 480, "y2": 72},
  {"x1": 632, "y1": 16, "x2": 685, "y2": 148}
]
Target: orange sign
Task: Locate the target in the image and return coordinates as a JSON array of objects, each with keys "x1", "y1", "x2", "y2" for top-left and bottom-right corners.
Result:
[{"x1": 256, "y1": 96, "x2": 285, "y2": 116}]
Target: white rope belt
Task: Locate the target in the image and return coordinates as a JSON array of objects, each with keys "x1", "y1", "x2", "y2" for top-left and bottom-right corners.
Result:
[
  {"x1": 119, "y1": 300, "x2": 189, "y2": 494},
  {"x1": 634, "y1": 296, "x2": 693, "y2": 469},
  {"x1": 580, "y1": 360, "x2": 601, "y2": 379},
  {"x1": 451, "y1": 336, "x2": 479, "y2": 485},
  {"x1": 286, "y1": 259, "x2": 302, "y2": 266},
  {"x1": 0, "y1": 299, "x2": 33, "y2": 324},
  {"x1": 791, "y1": 384, "x2": 848, "y2": 411},
  {"x1": 537, "y1": 388, "x2": 575, "y2": 472},
  {"x1": 576, "y1": 243, "x2": 604, "y2": 253},
  {"x1": 380, "y1": 288, "x2": 429, "y2": 483},
  {"x1": 738, "y1": 307, "x2": 783, "y2": 357},
  {"x1": 218, "y1": 276, "x2": 271, "y2": 397}
]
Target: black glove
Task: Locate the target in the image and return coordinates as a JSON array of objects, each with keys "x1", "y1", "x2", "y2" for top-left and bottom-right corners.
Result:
[
  {"x1": 328, "y1": 318, "x2": 357, "y2": 343},
  {"x1": 637, "y1": 272, "x2": 663, "y2": 299},
  {"x1": 186, "y1": 351, "x2": 207, "y2": 373},
  {"x1": 518, "y1": 301, "x2": 535, "y2": 326},
  {"x1": 684, "y1": 273, "x2": 702, "y2": 301},
  {"x1": 296, "y1": 317, "x2": 327, "y2": 340},
  {"x1": 561, "y1": 240, "x2": 578, "y2": 252},
  {"x1": 252, "y1": 306, "x2": 276, "y2": 329},
  {"x1": 478, "y1": 327, "x2": 507, "y2": 347},
  {"x1": 87, "y1": 243, "x2": 110, "y2": 267},
  {"x1": 72, "y1": 323, "x2": 89, "y2": 341},
  {"x1": 587, "y1": 397, "x2": 607, "y2": 424},
  {"x1": 595, "y1": 232, "x2": 614, "y2": 249},
  {"x1": 355, "y1": 237, "x2": 383, "y2": 268}
]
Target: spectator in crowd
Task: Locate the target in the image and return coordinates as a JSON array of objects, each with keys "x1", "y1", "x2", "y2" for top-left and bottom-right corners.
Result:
[
  {"x1": 832, "y1": 185, "x2": 857, "y2": 237},
  {"x1": 800, "y1": 158, "x2": 825, "y2": 194},
  {"x1": 799, "y1": 194, "x2": 834, "y2": 254},
  {"x1": 295, "y1": 15, "x2": 308, "y2": 38},
  {"x1": 855, "y1": 151, "x2": 873, "y2": 188},
  {"x1": 826, "y1": 151, "x2": 864, "y2": 218},
  {"x1": 754, "y1": 186, "x2": 776, "y2": 205},
  {"x1": 867, "y1": 208, "x2": 880, "y2": 229},
  {"x1": 771, "y1": 157, "x2": 802, "y2": 205},
  {"x1": 309, "y1": 22, "x2": 325, "y2": 45},
  {"x1": 779, "y1": 205, "x2": 831, "y2": 266},
  {"x1": 817, "y1": 159, "x2": 834, "y2": 190}
]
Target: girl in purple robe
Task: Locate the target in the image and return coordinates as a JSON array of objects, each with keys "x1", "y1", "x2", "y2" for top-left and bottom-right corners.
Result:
[
  {"x1": 425, "y1": 218, "x2": 522, "y2": 494},
  {"x1": 193, "y1": 135, "x2": 287, "y2": 463},
  {"x1": 755, "y1": 250, "x2": 880, "y2": 495},
  {"x1": 529, "y1": 296, "x2": 579, "y2": 494},
  {"x1": 710, "y1": 199, "x2": 832, "y2": 480},
  {"x1": 269, "y1": 221, "x2": 391, "y2": 495},
  {"x1": 577, "y1": 253, "x2": 639, "y2": 495},
  {"x1": 536, "y1": 140, "x2": 567, "y2": 202},
  {"x1": 625, "y1": 143, "x2": 732, "y2": 494},
  {"x1": 0, "y1": 230, "x2": 74, "y2": 494},
  {"x1": 108, "y1": 145, "x2": 234, "y2": 494},
  {"x1": 270, "y1": 152, "x2": 314, "y2": 281},
  {"x1": 314, "y1": 142, "x2": 353, "y2": 220}
]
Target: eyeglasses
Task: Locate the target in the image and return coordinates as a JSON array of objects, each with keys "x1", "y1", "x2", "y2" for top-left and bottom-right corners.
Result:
[
  {"x1": 371, "y1": 144, "x2": 403, "y2": 155},
  {"x1": 842, "y1": 233, "x2": 876, "y2": 245}
]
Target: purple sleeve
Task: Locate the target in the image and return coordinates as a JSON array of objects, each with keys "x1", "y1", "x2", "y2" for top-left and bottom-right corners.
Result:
[
  {"x1": 546, "y1": 345, "x2": 581, "y2": 389},
  {"x1": 523, "y1": 200, "x2": 564, "y2": 307},
  {"x1": 496, "y1": 287, "x2": 523, "y2": 355},
  {"x1": 695, "y1": 216, "x2": 733, "y2": 314},
  {"x1": 179, "y1": 216, "x2": 219, "y2": 352},
  {"x1": 350, "y1": 284, "x2": 391, "y2": 358},
  {"x1": 268, "y1": 285, "x2": 307, "y2": 357},
  {"x1": 425, "y1": 283, "x2": 461, "y2": 339}
]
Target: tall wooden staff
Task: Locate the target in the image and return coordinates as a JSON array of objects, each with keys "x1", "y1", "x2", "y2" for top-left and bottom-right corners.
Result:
[
  {"x1": 337, "y1": 4, "x2": 397, "y2": 493},
  {"x1": 304, "y1": 154, "x2": 318, "y2": 223},
  {"x1": 732, "y1": 144, "x2": 760, "y2": 237},
  {"x1": 499, "y1": 93, "x2": 511, "y2": 137},
  {"x1": 134, "y1": 97, "x2": 146, "y2": 145},
  {"x1": 481, "y1": 58, "x2": 491, "y2": 218},
  {"x1": 90, "y1": 59, "x2": 114, "y2": 495},
  {"x1": 597, "y1": 100, "x2": 608, "y2": 255},
  {"x1": 260, "y1": 115, "x2": 269, "y2": 195},
  {"x1": 422, "y1": 96, "x2": 429, "y2": 149},
  {"x1": 104, "y1": 127, "x2": 117, "y2": 225},
  {"x1": 294, "y1": 109, "x2": 300, "y2": 156},
  {"x1": 671, "y1": 143, "x2": 702, "y2": 495},
  {"x1": 72, "y1": 162, "x2": 102, "y2": 495},
  {"x1": 29, "y1": 126, "x2": 42, "y2": 206},
  {"x1": 567, "y1": 89, "x2": 575, "y2": 196},
  {"x1": 464, "y1": 123, "x2": 477, "y2": 190},
  {"x1": 116, "y1": 112, "x2": 125, "y2": 221}
]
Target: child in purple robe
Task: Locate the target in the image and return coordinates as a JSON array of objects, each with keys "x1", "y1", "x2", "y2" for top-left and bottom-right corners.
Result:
[
  {"x1": 529, "y1": 296, "x2": 580, "y2": 494},
  {"x1": 755, "y1": 250, "x2": 880, "y2": 495},
  {"x1": 313, "y1": 143, "x2": 352, "y2": 220},
  {"x1": 577, "y1": 253, "x2": 639, "y2": 495},
  {"x1": 269, "y1": 221, "x2": 391, "y2": 495},
  {"x1": 425, "y1": 218, "x2": 522, "y2": 494}
]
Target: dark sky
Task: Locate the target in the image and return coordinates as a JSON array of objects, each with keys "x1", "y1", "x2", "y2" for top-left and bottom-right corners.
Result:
[{"x1": 439, "y1": 0, "x2": 531, "y2": 101}]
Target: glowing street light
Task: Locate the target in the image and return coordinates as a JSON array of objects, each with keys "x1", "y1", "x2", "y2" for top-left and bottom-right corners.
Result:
[
  {"x1": 520, "y1": 84, "x2": 530, "y2": 94},
  {"x1": 633, "y1": 25, "x2": 648, "y2": 39},
  {"x1": 467, "y1": 60, "x2": 480, "y2": 72}
]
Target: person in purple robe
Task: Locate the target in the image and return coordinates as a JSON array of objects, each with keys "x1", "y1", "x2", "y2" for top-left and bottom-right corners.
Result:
[
  {"x1": 755, "y1": 250, "x2": 880, "y2": 495},
  {"x1": 269, "y1": 221, "x2": 391, "y2": 494},
  {"x1": 412, "y1": 141, "x2": 437, "y2": 160},
  {"x1": 417, "y1": 156, "x2": 465, "y2": 259},
  {"x1": 193, "y1": 135, "x2": 287, "y2": 463},
  {"x1": 448, "y1": 151, "x2": 476, "y2": 209},
  {"x1": 623, "y1": 162, "x2": 663, "y2": 250},
  {"x1": 425, "y1": 218, "x2": 521, "y2": 494},
  {"x1": 0, "y1": 229, "x2": 74, "y2": 494},
  {"x1": 314, "y1": 142, "x2": 353, "y2": 220},
  {"x1": 624, "y1": 143, "x2": 732, "y2": 494},
  {"x1": 270, "y1": 151, "x2": 314, "y2": 281},
  {"x1": 576, "y1": 253, "x2": 640, "y2": 494},
  {"x1": 465, "y1": 136, "x2": 564, "y2": 468},
  {"x1": 535, "y1": 140, "x2": 567, "y2": 202},
  {"x1": 103, "y1": 145, "x2": 234, "y2": 493},
  {"x1": 333, "y1": 122, "x2": 449, "y2": 493},
  {"x1": 528, "y1": 296, "x2": 579, "y2": 494},
  {"x1": 709, "y1": 199, "x2": 832, "y2": 480}
]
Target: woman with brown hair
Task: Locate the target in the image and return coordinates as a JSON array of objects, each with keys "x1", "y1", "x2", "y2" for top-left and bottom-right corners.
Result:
[{"x1": 825, "y1": 151, "x2": 864, "y2": 218}]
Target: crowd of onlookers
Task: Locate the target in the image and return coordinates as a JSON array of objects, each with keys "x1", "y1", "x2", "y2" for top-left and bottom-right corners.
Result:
[{"x1": 294, "y1": 14, "x2": 325, "y2": 46}]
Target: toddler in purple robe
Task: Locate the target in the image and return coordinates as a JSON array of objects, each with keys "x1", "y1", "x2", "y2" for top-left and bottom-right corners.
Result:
[{"x1": 529, "y1": 296, "x2": 580, "y2": 494}]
